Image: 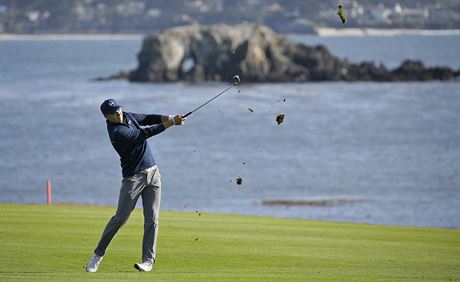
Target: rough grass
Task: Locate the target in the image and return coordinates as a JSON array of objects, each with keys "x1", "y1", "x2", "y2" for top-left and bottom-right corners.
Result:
[{"x1": 0, "y1": 204, "x2": 458, "y2": 281}]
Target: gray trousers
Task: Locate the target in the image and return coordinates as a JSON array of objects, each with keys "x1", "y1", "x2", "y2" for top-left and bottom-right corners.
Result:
[{"x1": 95, "y1": 166, "x2": 161, "y2": 263}]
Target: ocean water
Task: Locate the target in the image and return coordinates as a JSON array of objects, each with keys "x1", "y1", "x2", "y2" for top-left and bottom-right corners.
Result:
[{"x1": 0, "y1": 35, "x2": 459, "y2": 228}]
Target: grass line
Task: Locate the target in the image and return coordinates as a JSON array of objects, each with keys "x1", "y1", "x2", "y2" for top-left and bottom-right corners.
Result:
[{"x1": 0, "y1": 203, "x2": 459, "y2": 281}]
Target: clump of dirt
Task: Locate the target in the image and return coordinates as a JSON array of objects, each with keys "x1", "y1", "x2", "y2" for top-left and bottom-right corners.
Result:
[
  {"x1": 236, "y1": 176, "x2": 243, "y2": 185},
  {"x1": 276, "y1": 113, "x2": 285, "y2": 125}
]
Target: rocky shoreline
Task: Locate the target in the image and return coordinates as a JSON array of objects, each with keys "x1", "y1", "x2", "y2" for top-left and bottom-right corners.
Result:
[{"x1": 108, "y1": 24, "x2": 460, "y2": 83}]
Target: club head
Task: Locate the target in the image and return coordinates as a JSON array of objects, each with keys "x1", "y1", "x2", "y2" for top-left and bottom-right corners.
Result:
[{"x1": 233, "y1": 75, "x2": 240, "y2": 85}]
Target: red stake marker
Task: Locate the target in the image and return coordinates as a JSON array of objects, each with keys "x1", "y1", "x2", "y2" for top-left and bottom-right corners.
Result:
[{"x1": 47, "y1": 179, "x2": 52, "y2": 205}]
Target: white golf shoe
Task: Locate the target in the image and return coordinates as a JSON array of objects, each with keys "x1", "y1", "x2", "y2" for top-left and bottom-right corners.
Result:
[
  {"x1": 134, "y1": 260, "x2": 153, "y2": 272},
  {"x1": 86, "y1": 253, "x2": 103, "y2": 273}
]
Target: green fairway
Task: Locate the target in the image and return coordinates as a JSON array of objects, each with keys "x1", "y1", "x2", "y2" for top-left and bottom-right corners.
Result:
[{"x1": 0, "y1": 204, "x2": 458, "y2": 281}]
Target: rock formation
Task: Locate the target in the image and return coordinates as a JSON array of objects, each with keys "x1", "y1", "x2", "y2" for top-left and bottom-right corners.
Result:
[{"x1": 128, "y1": 24, "x2": 459, "y2": 83}]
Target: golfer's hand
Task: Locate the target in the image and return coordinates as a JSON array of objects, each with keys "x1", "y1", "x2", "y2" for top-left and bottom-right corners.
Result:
[{"x1": 173, "y1": 115, "x2": 186, "y2": 126}]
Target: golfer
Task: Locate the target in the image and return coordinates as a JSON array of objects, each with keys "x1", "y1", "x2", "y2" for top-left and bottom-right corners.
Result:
[{"x1": 86, "y1": 99, "x2": 185, "y2": 272}]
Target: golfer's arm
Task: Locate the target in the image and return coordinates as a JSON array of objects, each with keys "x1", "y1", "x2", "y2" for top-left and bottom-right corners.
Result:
[
  {"x1": 130, "y1": 112, "x2": 164, "y2": 126},
  {"x1": 117, "y1": 125, "x2": 166, "y2": 145},
  {"x1": 129, "y1": 112, "x2": 174, "y2": 128}
]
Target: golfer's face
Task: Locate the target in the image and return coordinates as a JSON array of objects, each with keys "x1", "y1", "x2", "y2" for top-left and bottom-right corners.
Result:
[
  {"x1": 114, "y1": 108, "x2": 123, "y2": 122},
  {"x1": 106, "y1": 108, "x2": 123, "y2": 123}
]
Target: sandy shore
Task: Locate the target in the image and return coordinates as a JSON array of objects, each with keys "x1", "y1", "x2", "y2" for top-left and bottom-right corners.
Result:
[
  {"x1": 315, "y1": 27, "x2": 460, "y2": 36},
  {"x1": 0, "y1": 33, "x2": 144, "y2": 40}
]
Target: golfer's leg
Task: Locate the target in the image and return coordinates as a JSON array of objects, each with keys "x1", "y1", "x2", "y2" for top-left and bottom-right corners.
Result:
[
  {"x1": 94, "y1": 175, "x2": 145, "y2": 257},
  {"x1": 141, "y1": 167, "x2": 161, "y2": 263}
]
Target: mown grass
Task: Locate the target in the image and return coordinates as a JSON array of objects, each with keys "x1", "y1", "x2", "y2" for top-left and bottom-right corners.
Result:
[{"x1": 0, "y1": 203, "x2": 458, "y2": 281}]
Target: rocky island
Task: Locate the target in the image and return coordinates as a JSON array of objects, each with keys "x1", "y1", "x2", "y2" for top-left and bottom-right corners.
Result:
[{"x1": 125, "y1": 24, "x2": 459, "y2": 83}]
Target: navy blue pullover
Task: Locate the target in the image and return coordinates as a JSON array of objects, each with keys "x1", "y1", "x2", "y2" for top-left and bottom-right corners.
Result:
[{"x1": 106, "y1": 112, "x2": 165, "y2": 178}]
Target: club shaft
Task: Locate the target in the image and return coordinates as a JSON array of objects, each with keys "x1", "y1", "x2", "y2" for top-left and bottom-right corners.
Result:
[{"x1": 184, "y1": 83, "x2": 236, "y2": 117}]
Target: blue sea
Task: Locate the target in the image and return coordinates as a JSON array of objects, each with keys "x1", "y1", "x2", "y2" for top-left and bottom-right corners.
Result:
[{"x1": 0, "y1": 34, "x2": 459, "y2": 228}]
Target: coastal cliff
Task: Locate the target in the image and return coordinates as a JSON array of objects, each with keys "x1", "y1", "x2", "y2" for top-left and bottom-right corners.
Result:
[{"x1": 128, "y1": 24, "x2": 459, "y2": 83}]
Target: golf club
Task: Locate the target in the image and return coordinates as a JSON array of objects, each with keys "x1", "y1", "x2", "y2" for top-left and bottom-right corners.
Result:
[{"x1": 182, "y1": 75, "x2": 240, "y2": 118}]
